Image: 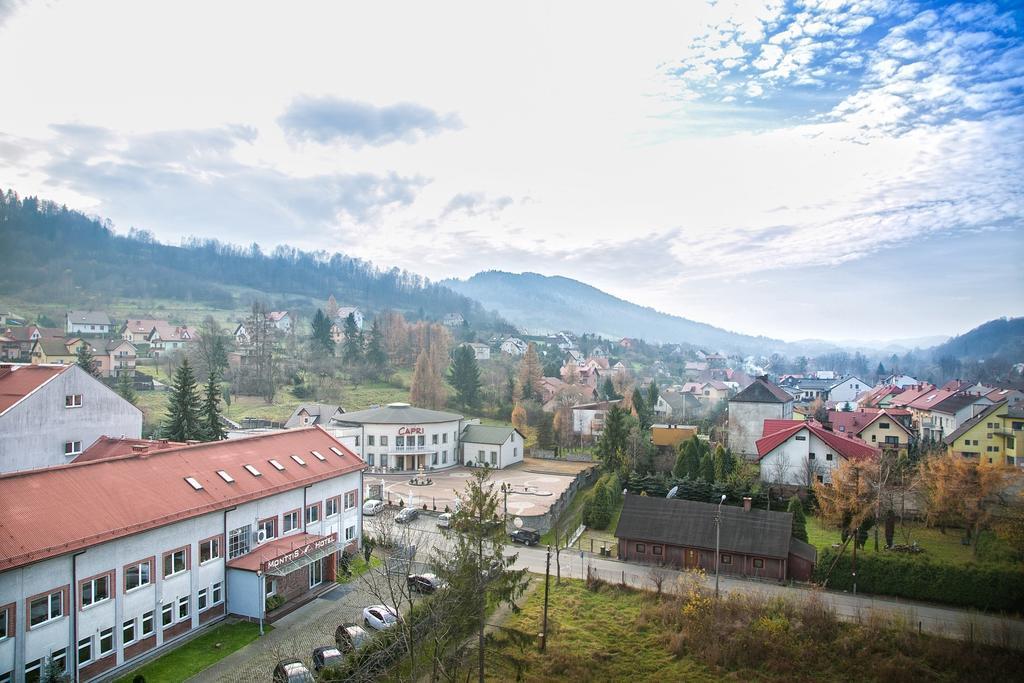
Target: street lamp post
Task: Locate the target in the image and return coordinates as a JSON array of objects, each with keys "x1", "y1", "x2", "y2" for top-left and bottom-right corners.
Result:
[
  {"x1": 256, "y1": 570, "x2": 265, "y2": 636},
  {"x1": 714, "y1": 494, "x2": 726, "y2": 598}
]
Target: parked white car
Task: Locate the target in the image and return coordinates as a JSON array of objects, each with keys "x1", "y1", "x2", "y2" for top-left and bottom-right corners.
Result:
[
  {"x1": 362, "y1": 499, "x2": 384, "y2": 516},
  {"x1": 362, "y1": 604, "x2": 400, "y2": 630},
  {"x1": 436, "y1": 513, "x2": 451, "y2": 529}
]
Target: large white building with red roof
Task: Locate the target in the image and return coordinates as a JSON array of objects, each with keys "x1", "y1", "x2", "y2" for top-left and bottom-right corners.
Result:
[
  {"x1": 0, "y1": 427, "x2": 365, "y2": 682},
  {"x1": 0, "y1": 363, "x2": 142, "y2": 475},
  {"x1": 756, "y1": 419, "x2": 879, "y2": 487}
]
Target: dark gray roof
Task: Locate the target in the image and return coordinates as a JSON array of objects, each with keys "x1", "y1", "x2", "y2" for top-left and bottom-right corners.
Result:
[
  {"x1": 943, "y1": 401, "x2": 1004, "y2": 445},
  {"x1": 67, "y1": 310, "x2": 111, "y2": 326},
  {"x1": 789, "y1": 537, "x2": 817, "y2": 563},
  {"x1": 284, "y1": 403, "x2": 346, "y2": 429},
  {"x1": 461, "y1": 424, "x2": 519, "y2": 445},
  {"x1": 334, "y1": 402, "x2": 463, "y2": 425},
  {"x1": 931, "y1": 391, "x2": 989, "y2": 416},
  {"x1": 614, "y1": 495, "x2": 795, "y2": 559},
  {"x1": 730, "y1": 378, "x2": 793, "y2": 404}
]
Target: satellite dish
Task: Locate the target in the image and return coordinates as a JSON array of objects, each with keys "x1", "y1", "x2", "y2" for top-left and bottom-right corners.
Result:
[
  {"x1": 513, "y1": 516, "x2": 524, "y2": 529},
  {"x1": 666, "y1": 486, "x2": 679, "y2": 500}
]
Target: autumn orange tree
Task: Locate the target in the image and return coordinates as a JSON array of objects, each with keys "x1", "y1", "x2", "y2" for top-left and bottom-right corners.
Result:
[
  {"x1": 410, "y1": 348, "x2": 446, "y2": 409},
  {"x1": 514, "y1": 342, "x2": 543, "y2": 401},
  {"x1": 813, "y1": 458, "x2": 878, "y2": 586}
]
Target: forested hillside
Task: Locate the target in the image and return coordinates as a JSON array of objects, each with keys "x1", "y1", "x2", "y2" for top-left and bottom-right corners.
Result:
[
  {"x1": 0, "y1": 189, "x2": 500, "y2": 323},
  {"x1": 931, "y1": 317, "x2": 1024, "y2": 360}
]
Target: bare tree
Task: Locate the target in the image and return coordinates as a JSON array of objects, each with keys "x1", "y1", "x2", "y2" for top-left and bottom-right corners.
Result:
[{"x1": 649, "y1": 566, "x2": 668, "y2": 595}]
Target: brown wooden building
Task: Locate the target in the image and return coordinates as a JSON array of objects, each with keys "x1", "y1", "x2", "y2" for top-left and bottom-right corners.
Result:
[{"x1": 615, "y1": 494, "x2": 816, "y2": 581}]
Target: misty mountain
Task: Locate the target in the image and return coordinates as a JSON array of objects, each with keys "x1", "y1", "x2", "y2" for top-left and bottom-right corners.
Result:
[
  {"x1": 930, "y1": 317, "x2": 1024, "y2": 360},
  {"x1": 0, "y1": 190, "x2": 502, "y2": 325},
  {"x1": 444, "y1": 271, "x2": 793, "y2": 354}
]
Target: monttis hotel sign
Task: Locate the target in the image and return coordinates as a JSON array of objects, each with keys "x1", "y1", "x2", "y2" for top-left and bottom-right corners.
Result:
[
  {"x1": 398, "y1": 426, "x2": 424, "y2": 435},
  {"x1": 263, "y1": 533, "x2": 337, "y2": 572}
]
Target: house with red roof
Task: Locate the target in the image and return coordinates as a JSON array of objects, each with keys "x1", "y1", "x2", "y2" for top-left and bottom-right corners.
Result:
[
  {"x1": 728, "y1": 377, "x2": 794, "y2": 460},
  {"x1": 757, "y1": 419, "x2": 878, "y2": 487},
  {"x1": 827, "y1": 409, "x2": 915, "y2": 456}
]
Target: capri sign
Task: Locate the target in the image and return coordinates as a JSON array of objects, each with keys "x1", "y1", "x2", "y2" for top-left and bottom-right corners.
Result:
[{"x1": 398, "y1": 426, "x2": 424, "y2": 435}]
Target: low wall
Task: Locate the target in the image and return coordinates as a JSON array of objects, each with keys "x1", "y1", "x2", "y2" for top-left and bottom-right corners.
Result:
[{"x1": 514, "y1": 466, "x2": 599, "y2": 533}]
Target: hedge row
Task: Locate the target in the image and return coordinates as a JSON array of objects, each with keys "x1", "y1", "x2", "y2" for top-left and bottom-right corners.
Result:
[{"x1": 814, "y1": 548, "x2": 1024, "y2": 613}]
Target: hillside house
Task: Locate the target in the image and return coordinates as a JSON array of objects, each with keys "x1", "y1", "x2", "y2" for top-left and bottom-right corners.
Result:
[
  {"x1": 462, "y1": 342, "x2": 491, "y2": 361},
  {"x1": 500, "y1": 337, "x2": 528, "y2": 356},
  {"x1": 827, "y1": 408, "x2": 914, "y2": 456},
  {"x1": 728, "y1": 377, "x2": 794, "y2": 460},
  {"x1": 944, "y1": 401, "x2": 1023, "y2": 466},
  {"x1": 95, "y1": 339, "x2": 137, "y2": 378},
  {"x1": 442, "y1": 313, "x2": 465, "y2": 327},
  {"x1": 284, "y1": 403, "x2": 347, "y2": 429},
  {"x1": 756, "y1": 420, "x2": 878, "y2": 487},
  {"x1": 266, "y1": 311, "x2": 292, "y2": 333},
  {"x1": 66, "y1": 310, "x2": 112, "y2": 336},
  {"x1": 150, "y1": 324, "x2": 195, "y2": 357},
  {"x1": 572, "y1": 400, "x2": 621, "y2": 441},
  {"x1": 335, "y1": 306, "x2": 363, "y2": 330}
]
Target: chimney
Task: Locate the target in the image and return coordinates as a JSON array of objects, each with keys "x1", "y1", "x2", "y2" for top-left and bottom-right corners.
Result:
[
  {"x1": 131, "y1": 444, "x2": 149, "y2": 453},
  {"x1": 158, "y1": 439, "x2": 169, "y2": 447},
  {"x1": 742, "y1": 496, "x2": 752, "y2": 512}
]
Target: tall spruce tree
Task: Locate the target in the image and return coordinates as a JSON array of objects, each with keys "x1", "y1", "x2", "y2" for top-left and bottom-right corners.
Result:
[
  {"x1": 597, "y1": 405, "x2": 629, "y2": 468},
  {"x1": 788, "y1": 496, "x2": 809, "y2": 542},
  {"x1": 201, "y1": 369, "x2": 227, "y2": 441},
  {"x1": 310, "y1": 308, "x2": 334, "y2": 353},
  {"x1": 646, "y1": 380, "x2": 659, "y2": 414},
  {"x1": 364, "y1": 319, "x2": 388, "y2": 377},
  {"x1": 448, "y1": 345, "x2": 482, "y2": 410},
  {"x1": 601, "y1": 377, "x2": 619, "y2": 401},
  {"x1": 631, "y1": 387, "x2": 651, "y2": 429},
  {"x1": 163, "y1": 358, "x2": 203, "y2": 441},
  {"x1": 342, "y1": 312, "x2": 363, "y2": 364},
  {"x1": 75, "y1": 343, "x2": 99, "y2": 377},
  {"x1": 116, "y1": 371, "x2": 137, "y2": 405}
]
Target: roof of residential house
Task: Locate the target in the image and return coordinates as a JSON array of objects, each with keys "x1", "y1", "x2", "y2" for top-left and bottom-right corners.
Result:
[
  {"x1": 828, "y1": 409, "x2": 913, "y2": 437},
  {"x1": 0, "y1": 426, "x2": 365, "y2": 571},
  {"x1": 5, "y1": 326, "x2": 64, "y2": 342},
  {"x1": 1001, "y1": 404, "x2": 1024, "y2": 419},
  {"x1": 615, "y1": 495, "x2": 809, "y2": 561},
  {"x1": 903, "y1": 388, "x2": 958, "y2": 411},
  {"x1": 929, "y1": 391, "x2": 990, "y2": 415},
  {"x1": 858, "y1": 385, "x2": 904, "y2": 407},
  {"x1": 151, "y1": 323, "x2": 192, "y2": 342},
  {"x1": 462, "y1": 425, "x2": 520, "y2": 445},
  {"x1": 335, "y1": 306, "x2": 360, "y2": 319},
  {"x1": 572, "y1": 400, "x2": 621, "y2": 411},
  {"x1": 67, "y1": 310, "x2": 111, "y2": 326},
  {"x1": 284, "y1": 403, "x2": 346, "y2": 429},
  {"x1": 33, "y1": 339, "x2": 75, "y2": 357},
  {"x1": 105, "y1": 339, "x2": 136, "y2": 353},
  {"x1": 266, "y1": 311, "x2": 290, "y2": 322},
  {"x1": 761, "y1": 419, "x2": 804, "y2": 437},
  {"x1": 943, "y1": 401, "x2": 1007, "y2": 445},
  {"x1": 756, "y1": 420, "x2": 878, "y2": 462},
  {"x1": 888, "y1": 384, "x2": 936, "y2": 407},
  {"x1": 334, "y1": 402, "x2": 464, "y2": 425},
  {"x1": 76, "y1": 436, "x2": 186, "y2": 462},
  {"x1": 730, "y1": 377, "x2": 793, "y2": 404},
  {"x1": 121, "y1": 319, "x2": 165, "y2": 336},
  {"x1": 0, "y1": 363, "x2": 69, "y2": 414}
]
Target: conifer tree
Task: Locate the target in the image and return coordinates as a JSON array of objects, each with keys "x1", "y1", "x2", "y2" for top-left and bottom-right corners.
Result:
[
  {"x1": 364, "y1": 319, "x2": 388, "y2": 377},
  {"x1": 536, "y1": 413, "x2": 556, "y2": 450},
  {"x1": 515, "y1": 342, "x2": 543, "y2": 401},
  {"x1": 646, "y1": 380, "x2": 659, "y2": 414},
  {"x1": 116, "y1": 371, "x2": 137, "y2": 405},
  {"x1": 163, "y1": 358, "x2": 203, "y2": 441},
  {"x1": 310, "y1": 308, "x2": 334, "y2": 353},
  {"x1": 325, "y1": 294, "x2": 340, "y2": 321},
  {"x1": 342, "y1": 312, "x2": 363, "y2": 365},
  {"x1": 788, "y1": 496, "x2": 808, "y2": 542},
  {"x1": 601, "y1": 376, "x2": 619, "y2": 401},
  {"x1": 632, "y1": 386, "x2": 651, "y2": 429},
  {"x1": 75, "y1": 342, "x2": 99, "y2": 377},
  {"x1": 201, "y1": 369, "x2": 227, "y2": 441},
  {"x1": 713, "y1": 443, "x2": 734, "y2": 481},
  {"x1": 700, "y1": 449, "x2": 716, "y2": 483},
  {"x1": 448, "y1": 344, "x2": 482, "y2": 410}
]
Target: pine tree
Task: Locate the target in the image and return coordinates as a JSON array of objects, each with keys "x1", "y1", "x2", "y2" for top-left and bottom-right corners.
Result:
[
  {"x1": 683, "y1": 437, "x2": 702, "y2": 480},
  {"x1": 700, "y1": 450, "x2": 716, "y2": 483},
  {"x1": 364, "y1": 319, "x2": 388, "y2": 377},
  {"x1": 788, "y1": 496, "x2": 808, "y2": 542},
  {"x1": 201, "y1": 369, "x2": 227, "y2": 441},
  {"x1": 713, "y1": 443, "x2": 733, "y2": 481},
  {"x1": 672, "y1": 445, "x2": 689, "y2": 479},
  {"x1": 646, "y1": 380, "x2": 659, "y2": 414},
  {"x1": 163, "y1": 358, "x2": 203, "y2": 441},
  {"x1": 310, "y1": 308, "x2": 334, "y2": 353},
  {"x1": 75, "y1": 342, "x2": 99, "y2": 377},
  {"x1": 596, "y1": 405, "x2": 629, "y2": 468},
  {"x1": 516, "y1": 342, "x2": 543, "y2": 401},
  {"x1": 116, "y1": 371, "x2": 137, "y2": 405},
  {"x1": 342, "y1": 312, "x2": 363, "y2": 364},
  {"x1": 536, "y1": 413, "x2": 555, "y2": 450},
  {"x1": 631, "y1": 387, "x2": 651, "y2": 429},
  {"x1": 601, "y1": 377, "x2": 618, "y2": 401},
  {"x1": 449, "y1": 344, "x2": 482, "y2": 410}
]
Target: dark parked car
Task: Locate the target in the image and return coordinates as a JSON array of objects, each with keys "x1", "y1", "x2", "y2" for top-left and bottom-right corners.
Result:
[
  {"x1": 273, "y1": 658, "x2": 314, "y2": 683},
  {"x1": 395, "y1": 507, "x2": 419, "y2": 524},
  {"x1": 509, "y1": 527, "x2": 541, "y2": 546},
  {"x1": 312, "y1": 646, "x2": 345, "y2": 672},
  {"x1": 407, "y1": 573, "x2": 448, "y2": 593},
  {"x1": 335, "y1": 622, "x2": 372, "y2": 652}
]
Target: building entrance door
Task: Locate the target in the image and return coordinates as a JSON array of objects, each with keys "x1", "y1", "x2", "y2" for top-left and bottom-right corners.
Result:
[{"x1": 684, "y1": 548, "x2": 698, "y2": 569}]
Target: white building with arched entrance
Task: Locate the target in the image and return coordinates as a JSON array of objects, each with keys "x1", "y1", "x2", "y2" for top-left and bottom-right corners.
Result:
[{"x1": 332, "y1": 403, "x2": 466, "y2": 473}]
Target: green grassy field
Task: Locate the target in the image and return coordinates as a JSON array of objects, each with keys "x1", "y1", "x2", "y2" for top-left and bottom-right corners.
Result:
[{"x1": 113, "y1": 621, "x2": 266, "y2": 683}]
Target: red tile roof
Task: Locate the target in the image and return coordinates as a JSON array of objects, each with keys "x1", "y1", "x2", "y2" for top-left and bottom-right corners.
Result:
[
  {"x1": 828, "y1": 409, "x2": 914, "y2": 438},
  {"x1": 0, "y1": 426, "x2": 365, "y2": 571},
  {"x1": 762, "y1": 419, "x2": 805, "y2": 437},
  {"x1": 756, "y1": 420, "x2": 878, "y2": 462},
  {"x1": 888, "y1": 384, "x2": 936, "y2": 408},
  {"x1": 75, "y1": 436, "x2": 187, "y2": 462},
  {"x1": 0, "y1": 363, "x2": 68, "y2": 415}
]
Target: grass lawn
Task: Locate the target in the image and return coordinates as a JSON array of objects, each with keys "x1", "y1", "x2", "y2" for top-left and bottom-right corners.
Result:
[
  {"x1": 338, "y1": 554, "x2": 382, "y2": 584},
  {"x1": 806, "y1": 515, "x2": 1012, "y2": 566},
  {"x1": 487, "y1": 579, "x2": 713, "y2": 682},
  {"x1": 113, "y1": 621, "x2": 267, "y2": 683},
  {"x1": 540, "y1": 480, "x2": 623, "y2": 548}
]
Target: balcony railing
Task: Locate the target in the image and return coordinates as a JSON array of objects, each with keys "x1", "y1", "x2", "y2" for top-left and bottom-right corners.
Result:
[{"x1": 380, "y1": 444, "x2": 441, "y2": 455}]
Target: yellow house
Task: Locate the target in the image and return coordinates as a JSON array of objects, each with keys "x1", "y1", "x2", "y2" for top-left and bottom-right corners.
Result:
[
  {"x1": 30, "y1": 337, "x2": 90, "y2": 366},
  {"x1": 944, "y1": 401, "x2": 1024, "y2": 466}
]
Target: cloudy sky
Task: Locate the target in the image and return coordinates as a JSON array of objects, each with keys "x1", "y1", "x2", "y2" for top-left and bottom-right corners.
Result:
[{"x1": 1, "y1": 0, "x2": 1021, "y2": 342}]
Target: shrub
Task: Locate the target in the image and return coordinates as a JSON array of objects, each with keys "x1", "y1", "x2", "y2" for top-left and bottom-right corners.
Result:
[
  {"x1": 265, "y1": 595, "x2": 285, "y2": 612},
  {"x1": 814, "y1": 548, "x2": 1024, "y2": 612}
]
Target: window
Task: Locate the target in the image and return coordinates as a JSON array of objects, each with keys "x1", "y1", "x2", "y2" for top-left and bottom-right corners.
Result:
[
  {"x1": 123, "y1": 618, "x2": 136, "y2": 645},
  {"x1": 312, "y1": 450, "x2": 326, "y2": 461},
  {"x1": 309, "y1": 560, "x2": 323, "y2": 588},
  {"x1": 443, "y1": 450, "x2": 448, "y2": 463},
  {"x1": 885, "y1": 436, "x2": 899, "y2": 445},
  {"x1": 259, "y1": 517, "x2": 277, "y2": 540},
  {"x1": 269, "y1": 459, "x2": 285, "y2": 471},
  {"x1": 0, "y1": 605, "x2": 10, "y2": 641},
  {"x1": 212, "y1": 582, "x2": 223, "y2": 604},
  {"x1": 177, "y1": 596, "x2": 189, "y2": 621},
  {"x1": 326, "y1": 497, "x2": 339, "y2": 517},
  {"x1": 81, "y1": 574, "x2": 110, "y2": 608},
  {"x1": 344, "y1": 490, "x2": 357, "y2": 510},
  {"x1": 442, "y1": 433, "x2": 448, "y2": 444},
  {"x1": 200, "y1": 537, "x2": 221, "y2": 564},
  {"x1": 162, "y1": 603, "x2": 173, "y2": 627},
  {"x1": 163, "y1": 548, "x2": 187, "y2": 577},
  {"x1": 65, "y1": 394, "x2": 82, "y2": 408},
  {"x1": 25, "y1": 659, "x2": 41, "y2": 683},
  {"x1": 291, "y1": 454, "x2": 306, "y2": 466},
  {"x1": 432, "y1": 453, "x2": 438, "y2": 465},
  {"x1": 216, "y1": 469, "x2": 235, "y2": 483},
  {"x1": 98, "y1": 627, "x2": 114, "y2": 656},
  {"x1": 432, "y1": 434, "x2": 438, "y2": 445},
  {"x1": 514, "y1": 447, "x2": 518, "y2": 459},
  {"x1": 380, "y1": 436, "x2": 388, "y2": 447},
  {"x1": 29, "y1": 590, "x2": 63, "y2": 627},
  {"x1": 825, "y1": 453, "x2": 833, "y2": 461},
  {"x1": 871, "y1": 434, "x2": 877, "y2": 442},
  {"x1": 228, "y1": 526, "x2": 251, "y2": 559},
  {"x1": 78, "y1": 636, "x2": 92, "y2": 664},
  {"x1": 51, "y1": 648, "x2": 66, "y2": 673},
  {"x1": 720, "y1": 554, "x2": 733, "y2": 565},
  {"x1": 490, "y1": 451, "x2": 498, "y2": 465},
  {"x1": 381, "y1": 454, "x2": 388, "y2": 468},
  {"x1": 141, "y1": 611, "x2": 154, "y2": 637},
  {"x1": 808, "y1": 452, "x2": 816, "y2": 460},
  {"x1": 753, "y1": 558, "x2": 765, "y2": 569},
  {"x1": 879, "y1": 422, "x2": 890, "y2": 429},
  {"x1": 198, "y1": 588, "x2": 208, "y2": 611},
  {"x1": 368, "y1": 435, "x2": 375, "y2": 446},
  {"x1": 125, "y1": 560, "x2": 152, "y2": 591},
  {"x1": 64, "y1": 441, "x2": 82, "y2": 455},
  {"x1": 305, "y1": 504, "x2": 320, "y2": 525},
  {"x1": 244, "y1": 464, "x2": 261, "y2": 477},
  {"x1": 396, "y1": 435, "x2": 405, "y2": 448},
  {"x1": 652, "y1": 545, "x2": 663, "y2": 556},
  {"x1": 478, "y1": 449, "x2": 484, "y2": 460},
  {"x1": 794, "y1": 435, "x2": 806, "y2": 441},
  {"x1": 636, "y1": 543, "x2": 646, "y2": 553},
  {"x1": 1, "y1": 672, "x2": 11, "y2": 683},
  {"x1": 185, "y1": 477, "x2": 203, "y2": 490},
  {"x1": 367, "y1": 453, "x2": 374, "y2": 466},
  {"x1": 345, "y1": 525, "x2": 356, "y2": 541},
  {"x1": 283, "y1": 510, "x2": 299, "y2": 533}
]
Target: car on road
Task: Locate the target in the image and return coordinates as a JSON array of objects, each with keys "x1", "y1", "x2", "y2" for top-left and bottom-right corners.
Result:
[
  {"x1": 273, "y1": 658, "x2": 315, "y2": 683},
  {"x1": 363, "y1": 604, "x2": 401, "y2": 630},
  {"x1": 509, "y1": 527, "x2": 541, "y2": 546},
  {"x1": 335, "y1": 622, "x2": 372, "y2": 653},
  {"x1": 362, "y1": 499, "x2": 384, "y2": 516},
  {"x1": 312, "y1": 646, "x2": 345, "y2": 672},
  {"x1": 436, "y1": 512, "x2": 452, "y2": 528},
  {"x1": 395, "y1": 507, "x2": 419, "y2": 524},
  {"x1": 407, "y1": 572, "x2": 448, "y2": 594}
]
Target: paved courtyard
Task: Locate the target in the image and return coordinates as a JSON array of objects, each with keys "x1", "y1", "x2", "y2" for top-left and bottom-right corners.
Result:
[{"x1": 368, "y1": 462, "x2": 588, "y2": 517}]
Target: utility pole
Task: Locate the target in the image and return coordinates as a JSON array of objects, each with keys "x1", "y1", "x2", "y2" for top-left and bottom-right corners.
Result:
[
  {"x1": 715, "y1": 494, "x2": 726, "y2": 598},
  {"x1": 541, "y1": 545, "x2": 552, "y2": 651},
  {"x1": 852, "y1": 467, "x2": 859, "y2": 595}
]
